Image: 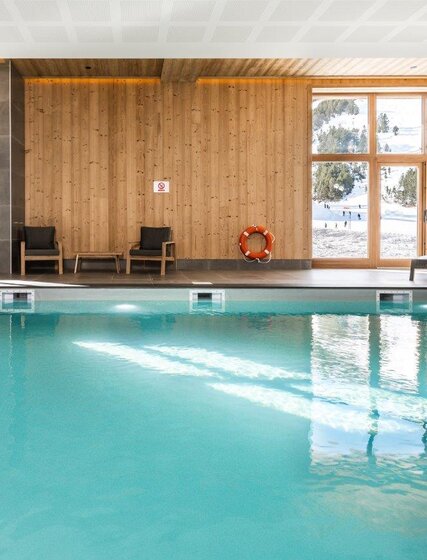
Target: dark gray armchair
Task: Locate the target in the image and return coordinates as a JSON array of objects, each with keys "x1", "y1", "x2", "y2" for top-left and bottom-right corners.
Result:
[
  {"x1": 126, "y1": 226, "x2": 176, "y2": 276},
  {"x1": 21, "y1": 226, "x2": 63, "y2": 275}
]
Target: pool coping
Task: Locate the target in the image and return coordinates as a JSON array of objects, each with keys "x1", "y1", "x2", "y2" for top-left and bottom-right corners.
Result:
[{"x1": 1, "y1": 283, "x2": 427, "y2": 289}]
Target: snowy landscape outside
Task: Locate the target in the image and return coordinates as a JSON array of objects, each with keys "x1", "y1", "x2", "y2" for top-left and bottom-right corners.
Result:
[{"x1": 312, "y1": 96, "x2": 420, "y2": 259}]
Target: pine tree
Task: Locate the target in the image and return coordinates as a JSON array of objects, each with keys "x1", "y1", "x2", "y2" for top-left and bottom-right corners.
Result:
[
  {"x1": 377, "y1": 112, "x2": 390, "y2": 133},
  {"x1": 314, "y1": 163, "x2": 360, "y2": 202},
  {"x1": 394, "y1": 168, "x2": 417, "y2": 207},
  {"x1": 313, "y1": 99, "x2": 360, "y2": 131},
  {"x1": 312, "y1": 99, "x2": 367, "y2": 201}
]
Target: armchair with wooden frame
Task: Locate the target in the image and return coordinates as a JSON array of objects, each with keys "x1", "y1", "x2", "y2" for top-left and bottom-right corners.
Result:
[
  {"x1": 126, "y1": 226, "x2": 176, "y2": 276},
  {"x1": 21, "y1": 226, "x2": 64, "y2": 276}
]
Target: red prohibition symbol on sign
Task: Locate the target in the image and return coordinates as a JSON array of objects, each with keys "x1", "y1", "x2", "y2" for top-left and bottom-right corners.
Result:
[{"x1": 157, "y1": 182, "x2": 166, "y2": 191}]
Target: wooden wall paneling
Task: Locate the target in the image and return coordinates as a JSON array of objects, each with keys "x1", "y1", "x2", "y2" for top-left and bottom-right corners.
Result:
[
  {"x1": 183, "y1": 83, "x2": 194, "y2": 258},
  {"x1": 208, "y1": 81, "x2": 220, "y2": 259},
  {"x1": 115, "y1": 80, "x2": 127, "y2": 249},
  {"x1": 133, "y1": 80, "x2": 144, "y2": 243},
  {"x1": 173, "y1": 83, "x2": 182, "y2": 253},
  {"x1": 298, "y1": 80, "x2": 311, "y2": 259},
  {"x1": 156, "y1": 83, "x2": 169, "y2": 230},
  {"x1": 205, "y1": 83, "x2": 217, "y2": 258},
  {"x1": 88, "y1": 80, "x2": 98, "y2": 251},
  {"x1": 106, "y1": 81, "x2": 116, "y2": 250},
  {"x1": 201, "y1": 82, "x2": 213, "y2": 258},
  {"x1": 168, "y1": 83, "x2": 184, "y2": 255},
  {"x1": 230, "y1": 82, "x2": 240, "y2": 258},
  {"x1": 265, "y1": 81, "x2": 274, "y2": 246},
  {"x1": 98, "y1": 80, "x2": 110, "y2": 251},
  {"x1": 220, "y1": 82, "x2": 230, "y2": 258},
  {"x1": 24, "y1": 82, "x2": 32, "y2": 226},
  {"x1": 237, "y1": 81, "x2": 248, "y2": 250},
  {"x1": 293, "y1": 80, "x2": 307, "y2": 258},
  {"x1": 61, "y1": 81, "x2": 72, "y2": 253},
  {"x1": 40, "y1": 80, "x2": 49, "y2": 227},
  {"x1": 164, "y1": 83, "x2": 178, "y2": 254},
  {"x1": 221, "y1": 83, "x2": 232, "y2": 258},
  {"x1": 272, "y1": 80, "x2": 285, "y2": 258},
  {"x1": 151, "y1": 82, "x2": 165, "y2": 235},
  {"x1": 125, "y1": 81, "x2": 136, "y2": 249},
  {"x1": 70, "y1": 80, "x2": 80, "y2": 252},
  {"x1": 246, "y1": 80, "x2": 257, "y2": 253},
  {"x1": 298, "y1": 80, "x2": 310, "y2": 258},
  {"x1": 52, "y1": 81, "x2": 63, "y2": 248},
  {"x1": 190, "y1": 83, "x2": 202, "y2": 257},
  {"x1": 282, "y1": 83, "x2": 299, "y2": 258},
  {"x1": 161, "y1": 82, "x2": 175, "y2": 252},
  {"x1": 255, "y1": 81, "x2": 267, "y2": 250},
  {"x1": 80, "y1": 82, "x2": 90, "y2": 252},
  {"x1": 173, "y1": 83, "x2": 184, "y2": 255},
  {"x1": 71, "y1": 81, "x2": 81, "y2": 252},
  {"x1": 228, "y1": 81, "x2": 238, "y2": 257},
  {"x1": 25, "y1": 78, "x2": 312, "y2": 261}
]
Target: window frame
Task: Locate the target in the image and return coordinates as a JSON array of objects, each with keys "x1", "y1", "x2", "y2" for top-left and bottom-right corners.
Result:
[{"x1": 311, "y1": 91, "x2": 427, "y2": 268}]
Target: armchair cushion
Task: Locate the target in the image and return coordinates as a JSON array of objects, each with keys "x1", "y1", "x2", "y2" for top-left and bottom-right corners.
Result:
[
  {"x1": 140, "y1": 227, "x2": 171, "y2": 250},
  {"x1": 25, "y1": 248, "x2": 60, "y2": 256},
  {"x1": 24, "y1": 226, "x2": 55, "y2": 250},
  {"x1": 130, "y1": 249, "x2": 162, "y2": 257}
]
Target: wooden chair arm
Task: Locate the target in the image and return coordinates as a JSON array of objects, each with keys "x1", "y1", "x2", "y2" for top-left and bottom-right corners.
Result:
[
  {"x1": 162, "y1": 240, "x2": 175, "y2": 257},
  {"x1": 127, "y1": 241, "x2": 139, "y2": 257},
  {"x1": 57, "y1": 240, "x2": 63, "y2": 254}
]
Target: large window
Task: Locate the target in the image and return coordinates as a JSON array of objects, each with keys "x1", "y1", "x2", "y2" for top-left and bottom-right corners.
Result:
[
  {"x1": 312, "y1": 96, "x2": 369, "y2": 154},
  {"x1": 376, "y1": 97, "x2": 422, "y2": 154},
  {"x1": 380, "y1": 165, "x2": 419, "y2": 259},
  {"x1": 312, "y1": 92, "x2": 425, "y2": 266},
  {"x1": 312, "y1": 162, "x2": 368, "y2": 258}
]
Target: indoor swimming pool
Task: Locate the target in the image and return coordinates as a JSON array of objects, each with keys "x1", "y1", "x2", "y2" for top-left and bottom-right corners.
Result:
[{"x1": 0, "y1": 289, "x2": 426, "y2": 559}]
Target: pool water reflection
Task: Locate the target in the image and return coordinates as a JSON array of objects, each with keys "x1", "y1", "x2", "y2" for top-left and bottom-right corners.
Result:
[{"x1": 0, "y1": 304, "x2": 426, "y2": 559}]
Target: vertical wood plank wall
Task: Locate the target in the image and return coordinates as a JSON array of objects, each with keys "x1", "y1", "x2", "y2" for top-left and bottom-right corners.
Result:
[{"x1": 25, "y1": 78, "x2": 311, "y2": 260}]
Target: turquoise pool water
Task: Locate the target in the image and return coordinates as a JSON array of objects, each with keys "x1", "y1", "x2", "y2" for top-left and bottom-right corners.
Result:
[{"x1": 0, "y1": 298, "x2": 426, "y2": 559}]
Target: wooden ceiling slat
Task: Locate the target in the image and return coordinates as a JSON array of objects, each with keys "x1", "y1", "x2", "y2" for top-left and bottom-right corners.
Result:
[
  {"x1": 12, "y1": 58, "x2": 164, "y2": 77},
  {"x1": 11, "y1": 58, "x2": 427, "y2": 80}
]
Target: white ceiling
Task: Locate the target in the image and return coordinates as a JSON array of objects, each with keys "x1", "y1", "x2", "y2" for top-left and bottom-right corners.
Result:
[{"x1": 2, "y1": 0, "x2": 427, "y2": 58}]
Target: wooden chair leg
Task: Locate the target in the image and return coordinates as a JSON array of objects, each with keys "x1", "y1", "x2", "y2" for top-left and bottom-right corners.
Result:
[
  {"x1": 160, "y1": 257, "x2": 166, "y2": 276},
  {"x1": 126, "y1": 256, "x2": 131, "y2": 274},
  {"x1": 20, "y1": 242, "x2": 26, "y2": 276},
  {"x1": 58, "y1": 258, "x2": 63, "y2": 275}
]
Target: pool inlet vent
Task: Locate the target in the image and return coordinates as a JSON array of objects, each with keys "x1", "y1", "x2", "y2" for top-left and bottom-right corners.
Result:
[
  {"x1": 376, "y1": 290, "x2": 412, "y2": 313},
  {"x1": 0, "y1": 289, "x2": 35, "y2": 313},
  {"x1": 189, "y1": 289, "x2": 225, "y2": 313}
]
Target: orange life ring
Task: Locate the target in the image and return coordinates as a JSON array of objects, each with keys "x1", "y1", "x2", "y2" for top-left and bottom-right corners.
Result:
[{"x1": 239, "y1": 225, "x2": 274, "y2": 260}]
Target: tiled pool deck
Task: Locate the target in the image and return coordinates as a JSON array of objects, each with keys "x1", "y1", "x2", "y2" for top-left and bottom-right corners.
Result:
[{"x1": 0, "y1": 268, "x2": 426, "y2": 289}]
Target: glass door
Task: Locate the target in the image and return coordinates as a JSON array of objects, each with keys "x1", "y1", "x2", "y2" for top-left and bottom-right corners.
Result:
[
  {"x1": 378, "y1": 164, "x2": 422, "y2": 263},
  {"x1": 312, "y1": 162, "x2": 369, "y2": 260}
]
